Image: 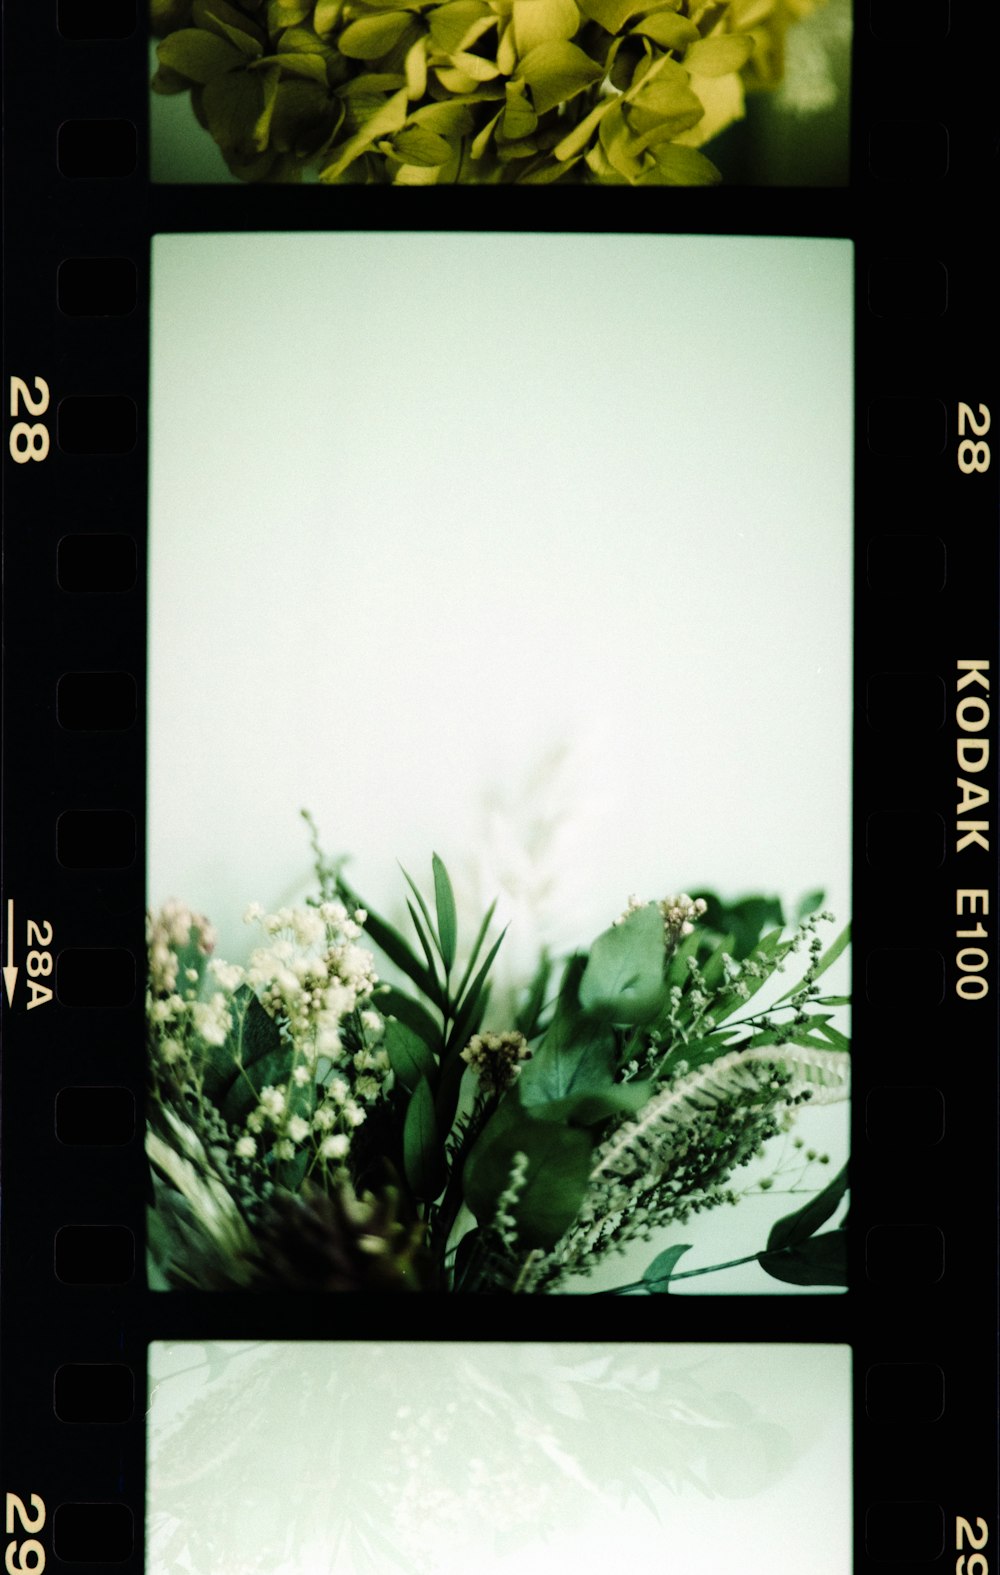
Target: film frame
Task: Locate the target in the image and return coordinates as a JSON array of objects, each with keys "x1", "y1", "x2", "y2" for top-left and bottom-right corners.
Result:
[{"x1": 2, "y1": 2, "x2": 998, "y2": 1570}]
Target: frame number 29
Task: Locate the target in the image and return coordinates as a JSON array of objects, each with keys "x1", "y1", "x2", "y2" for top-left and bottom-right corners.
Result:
[
  {"x1": 957, "y1": 1515, "x2": 989, "y2": 1575},
  {"x1": 5, "y1": 1493, "x2": 46, "y2": 1573},
  {"x1": 8, "y1": 377, "x2": 50, "y2": 464}
]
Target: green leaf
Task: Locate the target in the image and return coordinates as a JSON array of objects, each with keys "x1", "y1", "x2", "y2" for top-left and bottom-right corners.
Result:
[
  {"x1": 339, "y1": 10, "x2": 414, "y2": 57},
  {"x1": 539, "y1": 1080, "x2": 653, "y2": 1127},
  {"x1": 431, "y1": 853, "x2": 458, "y2": 972},
  {"x1": 253, "y1": 64, "x2": 281, "y2": 147},
  {"x1": 453, "y1": 897, "x2": 498, "y2": 1006},
  {"x1": 629, "y1": 11, "x2": 699, "y2": 48},
  {"x1": 815, "y1": 994, "x2": 850, "y2": 1008},
  {"x1": 268, "y1": 0, "x2": 311, "y2": 25},
  {"x1": 202, "y1": 10, "x2": 264, "y2": 54},
  {"x1": 512, "y1": 0, "x2": 580, "y2": 57},
  {"x1": 642, "y1": 1241, "x2": 693, "y2": 1291},
  {"x1": 428, "y1": 0, "x2": 493, "y2": 53},
  {"x1": 514, "y1": 39, "x2": 602, "y2": 115},
  {"x1": 380, "y1": 986, "x2": 442, "y2": 1052},
  {"x1": 579, "y1": 903, "x2": 666, "y2": 1021},
  {"x1": 201, "y1": 67, "x2": 265, "y2": 150},
  {"x1": 337, "y1": 879, "x2": 444, "y2": 1008},
  {"x1": 501, "y1": 78, "x2": 538, "y2": 139},
  {"x1": 314, "y1": 0, "x2": 341, "y2": 30},
  {"x1": 384, "y1": 1015, "x2": 438, "y2": 1090},
  {"x1": 767, "y1": 1165, "x2": 848, "y2": 1253},
  {"x1": 518, "y1": 1009, "x2": 616, "y2": 1110},
  {"x1": 759, "y1": 1229, "x2": 848, "y2": 1287},
  {"x1": 220, "y1": 1047, "x2": 294, "y2": 1127},
  {"x1": 463, "y1": 1100, "x2": 592, "y2": 1249},
  {"x1": 403, "y1": 1075, "x2": 443, "y2": 1199},
  {"x1": 515, "y1": 951, "x2": 552, "y2": 1039},
  {"x1": 157, "y1": 27, "x2": 248, "y2": 82},
  {"x1": 318, "y1": 86, "x2": 409, "y2": 179},
  {"x1": 796, "y1": 889, "x2": 825, "y2": 922},
  {"x1": 553, "y1": 94, "x2": 614, "y2": 158},
  {"x1": 445, "y1": 924, "x2": 508, "y2": 1059},
  {"x1": 203, "y1": 984, "x2": 280, "y2": 1101},
  {"x1": 576, "y1": 0, "x2": 641, "y2": 34},
  {"x1": 683, "y1": 33, "x2": 755, "y2": 77},
  {"x1": 392, "y1": 125, "x2": 454, "y2": 164},
  {"x1": 254, "y1": 50, "x2": 330, "y2": 80}
]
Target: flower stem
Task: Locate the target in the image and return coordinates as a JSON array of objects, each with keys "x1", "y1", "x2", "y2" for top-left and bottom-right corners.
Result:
[{"x1": 596, "y1": 1249, "x2": 765, "y2": 1295}]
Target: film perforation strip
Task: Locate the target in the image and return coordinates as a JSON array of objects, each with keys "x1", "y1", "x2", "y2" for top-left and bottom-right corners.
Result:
[{"x1": 3, "y1": 3, "x2": 999, "y2": 1572}]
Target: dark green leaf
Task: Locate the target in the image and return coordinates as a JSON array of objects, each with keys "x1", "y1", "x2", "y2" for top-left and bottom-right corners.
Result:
[
  {"x1": 384, "y1": 1016, "x2": 438, "y2": 1091},
  {"x1": 518, "y1": 1009, "x2": 616, "y2": 1109},
  {"x1": 515, "y1": 951, "x2": 552, "y2": 1039},
  {"x1": 464, "y1": 1100, "x2": 592, "y2": 1249},
  {"x1": 157, "y1": 27, "x2": 247, "y2": 82},
  {"x1": 759, "y1": 1229, "x2": 848, "y2": 1287},
  {"x1": 796, "y1": 889, "x2": 825, "y2": 921},
  {"x1": 514, "y1": 39, "x2": 602, "y2": 115},
  {"x1": 453, "y1": 896, "x2": 498, "y2": 1006},
  {"x1": 767, "y1": 1166, "x2": 849, "y2": 1253},
  {"x1": 642, "y1": 1241, "x2": 693, "y2": 1291},
  {"x1": 393, "y1": 125, "x2": 454, "y2": 165},
  {"x1": 403, "y1": 1075, "x2": 444, "y2": 1199},
  {"x1": 337, "y1": 878, "x2": 444, "y2": 1008},
  {"x1": 814, "y1": 995, "x2": 850, "y2": 1008},
  {"x1": 339, "y1": 10, "x2": 413, "y2": 58},
  {"x1": 202, "y1": 68, "x2": 265, "y2": 151},
  {"x1": 445, "y1": 924, "x2": 508, "y2": 1058},
  {"x1": 380, "y1": 986, "x2": 443, "y2": 1053},
  {"x1": 398, "y1": 862, "x2": 440, "y2": 957},
  {"x1": 539, "y1": 1080, "x2": 652, "y2": 1126},
  {"x1": 203, "y1": 984, "x2": 280, "y2": 1101},
  {"x1": 431, "y1": 853, "x2": 458, "y2": 971},
  {"x1": 579, "y1": 903, "x2": 666, "y2": 1021}
]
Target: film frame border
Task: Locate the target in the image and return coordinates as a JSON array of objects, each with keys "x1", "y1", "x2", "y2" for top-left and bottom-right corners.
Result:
[{"x1": 2, "y1": 2, "x2": 998, "y2": 1570}]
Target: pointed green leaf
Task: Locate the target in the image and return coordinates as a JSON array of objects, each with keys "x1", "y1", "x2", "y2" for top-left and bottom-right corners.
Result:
[
  {"x1": 392, "y1": 125, "x2": 454, "y2": 165},
  {"x1": 518, "y1": 1009, "x2": 616, "y2": 1109},
  {"x1": 336, "y1": 878, "x2": 444, "y2": 1008},
  {"x1": 431, "y1": 853, "x2": 458, "y2": 972},
  {"x1": 201, "y1": 66, "x2": 265, "y2": 150},
  {"x1": 339, "y1": 10, "x2": 414, "y2": 57},
  {"x1": 445, "y1": 924, "x2": 508, "y2": 1058},
  {"x1": 464, "y1": 1101, "x2": 592, "y2": 1249},
  {"x1": 629, "y1": 12, "x2": 699, "y2": 48},
  {"x1": 454, "y1": 897, "x2": 498, "y2": 1005},
  {"x1": 767, "y1": 1165, "x2": 849, "y2": 1254},
  {"x1": 683, "y1": 32, "x2": 755, "y2": 77},
  {"x1": 403, "y1": 1074, "x2": 444, "y2": 1199},
  {"x1": 318, "y1": 86, "x2": 409, "y2": 180},
  {"x1": 384, "y1": 1016, "x2": 438, "y2": 1090},
  {"x1": 579, "y1": 903, "x2": 666, "y2": 1021},
  {"x1": 759, "y1": 1229, "x2": 848, "y2": 1287},
  {"x1": 642, "y1": 1241, "x2": 693, "y2": 1291},
  {"x1": 514, "y1": 39, "x2": 602, "y2": 114},
  {"x1": 380, "y1": 986, "x2": 443, "y2": 1052},
  {"x1": 157, "y1": 27, "x2": 248, "y2": 81}
]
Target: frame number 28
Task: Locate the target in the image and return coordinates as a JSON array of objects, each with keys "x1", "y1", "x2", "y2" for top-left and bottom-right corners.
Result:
[
  {"x1": 957, "y1": 402, "x2": 991, "y2": 474},
  {"x1": 8, "y1": 377, "x2": 50, "y2": 464}
]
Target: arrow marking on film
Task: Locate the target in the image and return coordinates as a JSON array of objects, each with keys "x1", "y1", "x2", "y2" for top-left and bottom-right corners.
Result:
[{"x1": 3, "y1": 899, "x2": 17, "y2": 1006}]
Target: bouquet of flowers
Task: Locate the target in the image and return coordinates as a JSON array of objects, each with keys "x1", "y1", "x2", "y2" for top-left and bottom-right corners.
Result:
[
  {"x1": 150, "y1": 0, "x2": 826, "y2": 185},
  {"x1": 146, "y1": 812, "x2": 850, "y2": 1294}
]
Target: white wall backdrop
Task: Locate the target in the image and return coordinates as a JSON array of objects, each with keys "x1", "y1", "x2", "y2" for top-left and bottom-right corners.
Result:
[
  {"x1": 148, "y1": 1341, "x2": 852, "y2": 1575},
  {"x1": 149, "y1": 232, "x2": 853, "y2": 1289}
]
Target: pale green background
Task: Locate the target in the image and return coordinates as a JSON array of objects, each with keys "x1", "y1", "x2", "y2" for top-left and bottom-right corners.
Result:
[
  {"x1": 148, "y1": 1341, "x2": 853, "y2": 1574},
  {"x1": 149, "y1": 232, "x2": 852, "y2": 1291}
]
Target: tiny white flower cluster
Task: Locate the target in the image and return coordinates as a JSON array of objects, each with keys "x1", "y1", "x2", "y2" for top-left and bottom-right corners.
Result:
[
  {"x1": 244, "y1": 901, "x2": 379, "y2": 1061},
  {"x1": 613, "y1": 892, "x2": 708, "y2": 945},
  {"x1": 146, "y1": 900, "x2": 216, "y2": 996}
]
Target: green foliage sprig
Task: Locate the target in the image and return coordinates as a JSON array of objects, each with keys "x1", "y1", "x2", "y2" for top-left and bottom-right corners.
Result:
[{"x1": 151, "y1": 0, "x2": 819, "y2": 184}]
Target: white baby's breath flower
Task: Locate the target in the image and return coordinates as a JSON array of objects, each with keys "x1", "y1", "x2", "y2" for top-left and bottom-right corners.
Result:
[
  {"x1": 235, "y1": 1135, "x2": 256, "y2": 1159},
  {"x1": 243, "y1": 901, "x2": 264, "y2": 924},
  {"x1": 344, "y1": 1100, "x2": 365, "y2": 1128},
  {"x1": 209, "y1": 958, "x2": 245, "y2": 992},
  {"x1": 288, "y1": 1115, "x2": 310, "y2": 1144},
  {"x1": 320, "y1": 1132, "x2": 350, "y2": 1161},
  {"x1": 274, "y1": 1138, "x2": 295, "y2": 1161},
  {"x1": 292, "y1": 1065, "x2": 312, "y2": 1087},
  {"x1": 313, "y1": 1106, "x2": 336, "y2": 1131},
  {"x1": 361, "y1": 1009, "x2": 383, "y2": 1035},
  {"x1": 258, "y1": 1085, "x2": 286, "y2": 1120}
]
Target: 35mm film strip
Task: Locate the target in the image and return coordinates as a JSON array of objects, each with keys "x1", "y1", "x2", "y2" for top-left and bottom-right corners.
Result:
[{"x1": 3, "y1": 3, "x2": 998, "y2": 1572}]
